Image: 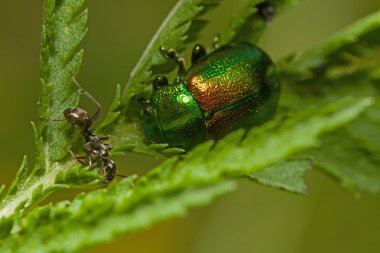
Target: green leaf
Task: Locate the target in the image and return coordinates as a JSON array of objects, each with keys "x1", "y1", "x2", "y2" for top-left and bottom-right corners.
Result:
[
  {"x1": 219, "y1": 0, "x2": 297, "y2": 45},
  {"x1": 54, "y1": 165, "x2": 104, "y2": 187},
  {"x1": 276, "y1": 8, "x2": 380, "y2": 194},
  {"x1": 0, "y1": 0, "x2": 100, "y2": 234},
  {"x1": 31, "y1": 121, "x2": 44, "y2": 174},
  {"x1": 2, "y1": 2, "x2": 380, "y2": 252},
  {"x1": 39, "y1": 0, "x2": 87, "y2": 162},
  {"x1": 279, "y1": 9, "x2": 380, "y2": 80},
  {"x1": 281, "y1": 77, "x2": 380, "y2": 194},
  {"x1": 98, "y1": 84, "x2": 122, "y2": 131},
  {"x1": 122, "y1": 0, "x2": 221, "y2": 105},
  {"x1": 310, "y1": 131, "x2": 380, "y2": 194},
  {"x1": 0, "y1": 185, "x2": 5, "y2": 201},
  {"x1": 0, "y1": 98, "x2": 370, "y2": 252},
  {"x1": 108, "y1": 0, "x2": 222, "y2": 155},
  {"x1": 6, "y1": 156, "x2": 29, "y2": 196},
  {"x1": 0, "y1": 216, "x2": 14, "y2": 241},
  {"x1": 1, "y1": 178, "x2": 234, "y2": 253},
  {"x1": 249, "y1": 158, "x2": 311, "y2": 194},
  {"x1": 346, "y1": 102, "x2": 380, "y2": 155}
]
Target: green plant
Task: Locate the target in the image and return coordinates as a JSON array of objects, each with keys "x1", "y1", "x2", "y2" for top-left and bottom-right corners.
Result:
[{"x1": 0, "y1": 0, "x2": 379, "y2": 252}]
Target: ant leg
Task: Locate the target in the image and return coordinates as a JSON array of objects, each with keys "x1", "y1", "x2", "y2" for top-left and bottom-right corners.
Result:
[
  {"x1": 153, "y1": 76, "x2": 169, "y2": 90},
  {"x1": 98, "y1": 135, "x2": 111, "y2": 141},
  {"x1": 103, "y1": 143, "x2": 113, "y2": 152},
  {"x1": 83, "y1": 142, "x2": 97, "y2": 167},
  {"x1": 87, "y1": 154, "x2": 93, "y2": 167},
  {"x1": 67, "y1": 148, "x2": 87, "y2": 165},
  {"x1": 71, "y1": 76, "x2": 102, "y2": 126},
  {"x1": 97, "y1": 135, "x2": 112, "y2": 150},
  {"x1": 159, "y1": 47, "x2": 186, "y2": 80}
]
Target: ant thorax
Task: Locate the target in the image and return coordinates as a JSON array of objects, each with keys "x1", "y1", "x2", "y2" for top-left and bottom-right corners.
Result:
[{"x1": 84, "y1": 134, "x2": 112, "y2": 159}]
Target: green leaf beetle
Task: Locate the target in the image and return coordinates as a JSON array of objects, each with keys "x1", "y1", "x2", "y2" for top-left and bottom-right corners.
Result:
[{"x1": 141, "y1": 41, "x2": 280, "y2": 150}]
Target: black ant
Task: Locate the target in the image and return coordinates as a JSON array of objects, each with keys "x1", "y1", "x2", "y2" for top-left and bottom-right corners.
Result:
[{"x1": 63, "y1": 77, "x2": 118, "y2": 183}]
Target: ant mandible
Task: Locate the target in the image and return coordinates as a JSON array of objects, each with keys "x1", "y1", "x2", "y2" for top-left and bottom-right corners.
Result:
[{"x1": 64, "y1": 77, "x2": 117, "y2": 183}]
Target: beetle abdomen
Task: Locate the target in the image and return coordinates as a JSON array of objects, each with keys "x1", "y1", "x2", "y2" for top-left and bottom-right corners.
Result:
[
  {"x1": 186, "y1": 43, "x2": 270, "y2": 112},
  {"x1": 185, "y1": 42, "x2": 279, "y2": 139}
]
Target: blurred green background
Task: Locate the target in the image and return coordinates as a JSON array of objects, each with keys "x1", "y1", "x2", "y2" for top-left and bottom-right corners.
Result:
[{"x1": 1, "y1": 0, "x2": 380, "y2": 252}]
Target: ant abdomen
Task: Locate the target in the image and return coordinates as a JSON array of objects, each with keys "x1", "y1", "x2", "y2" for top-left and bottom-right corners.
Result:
[{"x1": 104, "y1": 160, "x2": 116, "y2": 183}]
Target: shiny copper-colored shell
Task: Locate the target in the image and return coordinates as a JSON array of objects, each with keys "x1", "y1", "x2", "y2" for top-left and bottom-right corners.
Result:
[
  {"x1": 186, "y1": 43, "x2": 266, "y2": 112},
  {"x1": 185, "y1": 42, "x2": 279, "y2": 139}
]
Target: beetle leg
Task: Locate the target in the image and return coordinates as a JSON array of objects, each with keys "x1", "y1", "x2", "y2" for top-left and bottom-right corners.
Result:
[
  {"x1": 137, "y1": 98, "x2": 153, "y2": 119},
  {"x1": 142, "y1": 103, "x2": 152, "y2": 116},
  {"x1": 153, "y1": 76, "x2": 169, "y2": 89},
  {"x1": 138, "y1": 97, "x2": 150, "y2": 105},
  {"x1": 256, "y1": 2, "x2": 276, "y2": 22}
]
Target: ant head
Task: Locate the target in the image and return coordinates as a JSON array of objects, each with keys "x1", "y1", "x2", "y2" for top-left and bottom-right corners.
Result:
[
  {"x1": 63, "y1": 108, "x2": 75, "y2": 121},
  {"x1": 63, "y1": 107, "x2": 91, "y2": 129}
]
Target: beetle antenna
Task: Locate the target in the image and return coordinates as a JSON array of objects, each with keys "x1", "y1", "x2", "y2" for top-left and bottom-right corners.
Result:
[
  {"x1": 159, "y1": 46, "x2": 186, "y2": 80},
  {"x1": 211, "y1": 35, "x2": 220, "y2": 50}
]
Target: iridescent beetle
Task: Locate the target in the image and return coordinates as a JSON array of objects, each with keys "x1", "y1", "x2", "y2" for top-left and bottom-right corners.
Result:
[{"x1": 140, "y1": 41, "x2": 280, "y2": 150}]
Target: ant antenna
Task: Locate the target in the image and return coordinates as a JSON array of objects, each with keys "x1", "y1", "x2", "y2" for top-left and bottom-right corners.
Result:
[
  {"x1": 71, "y1": 76, "x2": 102, "y2": 125},
  {"x1": 39, "y1": 117, "x2": 65, "y2": 122}
]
